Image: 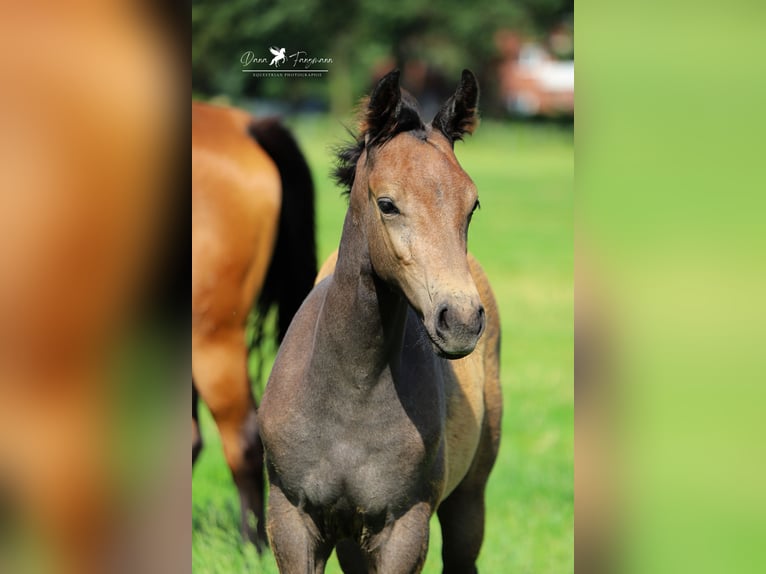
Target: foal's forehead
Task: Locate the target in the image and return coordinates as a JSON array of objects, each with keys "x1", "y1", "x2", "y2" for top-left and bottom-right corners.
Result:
[{"x1": 369, "y1": 130, "x2": 474, "y2": 195}]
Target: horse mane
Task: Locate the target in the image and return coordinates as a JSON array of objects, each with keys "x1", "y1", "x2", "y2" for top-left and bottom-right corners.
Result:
[{"x1": 333, "y1": 90, "x2": 426, "y2": 197}]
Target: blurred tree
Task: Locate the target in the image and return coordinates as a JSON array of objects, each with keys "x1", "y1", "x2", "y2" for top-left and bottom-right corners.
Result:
[
  {"x1": 518, "y1": 0, "x2": 574, "y2": 31},
  {"x1": 192, "y1": 0, "x2": 572, "y2": 116}
]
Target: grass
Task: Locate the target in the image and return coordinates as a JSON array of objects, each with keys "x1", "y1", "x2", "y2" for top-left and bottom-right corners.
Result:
[{"x1": 192, "y1": 115, "x2": 574, "y2": 573}]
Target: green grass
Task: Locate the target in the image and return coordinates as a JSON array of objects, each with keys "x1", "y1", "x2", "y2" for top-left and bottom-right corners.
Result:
[{"x1": 192, "y1": 116, "x2": 573, "y2": 573}]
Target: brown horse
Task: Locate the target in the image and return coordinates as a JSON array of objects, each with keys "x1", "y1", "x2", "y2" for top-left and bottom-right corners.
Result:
[
  {"x1": 192, "y1": 101, "x2": 316, "y2": 550},
  {"x1": 259, "y1": 70, "x2": 502, "y2": 573},
  {"x1": 0, "y1": 7, "x2": 179, "y2": 573}
]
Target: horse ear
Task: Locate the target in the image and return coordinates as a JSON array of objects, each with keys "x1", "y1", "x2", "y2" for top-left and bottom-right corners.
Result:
[
  {"x1": 432, "y1": 69, "x2": 479, "y2": 145},
  {"x1": 363, "y1": 69, "x2": 402, "y2": 145}
]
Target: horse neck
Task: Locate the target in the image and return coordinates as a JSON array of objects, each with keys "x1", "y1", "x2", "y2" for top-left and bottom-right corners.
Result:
[{"x1": 312, "y1": 202, "x2": 408, "y2": 386}]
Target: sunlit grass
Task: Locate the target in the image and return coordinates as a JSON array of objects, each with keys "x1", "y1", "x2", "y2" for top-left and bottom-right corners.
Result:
[{"x1": 192, "y1": 116, "x2": 573, "y2": 573}]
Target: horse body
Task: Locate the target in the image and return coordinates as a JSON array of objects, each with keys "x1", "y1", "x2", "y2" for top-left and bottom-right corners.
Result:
[
  {"x1": 193, "y1": 103, "x2": 281, "y2": 336},
  {"x1": 307, "y1": 251, "x2": 499, "y2": 503},
  {"x1": 260, "y1": 70, "x2": 501, "y2": 573},
  {"x1": 192, "y1": 101, "x2": 316, "y2": 550}
]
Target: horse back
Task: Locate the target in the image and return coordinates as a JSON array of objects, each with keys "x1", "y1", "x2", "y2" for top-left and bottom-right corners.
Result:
[{"x1": 192, "y1": 102, "x2": 281, "y2": 333}]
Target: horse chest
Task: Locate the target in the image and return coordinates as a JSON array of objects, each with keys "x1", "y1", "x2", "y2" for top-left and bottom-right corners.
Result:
[{"x1": 276, "y1": 375, "x2": 445, "y2": 516}]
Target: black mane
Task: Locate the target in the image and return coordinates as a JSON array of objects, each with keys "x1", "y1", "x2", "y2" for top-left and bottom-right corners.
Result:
[{"x1": 333, "y1": 89, "x2": 425, "y2": 196}]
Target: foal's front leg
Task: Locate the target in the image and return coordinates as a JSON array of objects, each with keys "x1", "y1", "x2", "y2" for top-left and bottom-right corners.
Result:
[
  {"x1": 267, "y1": 484, "x2": 331, "y2": 574},
  {"x1": 372, "y1": 502, "x2": 432, "y2": 574}
]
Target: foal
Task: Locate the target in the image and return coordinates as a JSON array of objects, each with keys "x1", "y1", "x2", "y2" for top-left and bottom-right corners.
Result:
[{"x1": 259, "y1": 70, "x2": 502, "y2": 573}]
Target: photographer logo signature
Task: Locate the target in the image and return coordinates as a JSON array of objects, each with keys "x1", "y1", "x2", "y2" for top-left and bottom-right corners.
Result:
[
  {"x1": 242, "y1": 47, "x2": 332, "y2": 78},
  {"x1": 269, "y1": 47, "x2": 286, "y2": 67}
]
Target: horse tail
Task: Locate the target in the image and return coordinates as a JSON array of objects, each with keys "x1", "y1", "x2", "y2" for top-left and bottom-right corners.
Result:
[{"x1": 247, "y1": 118, "x2": 316, "y2": 375}]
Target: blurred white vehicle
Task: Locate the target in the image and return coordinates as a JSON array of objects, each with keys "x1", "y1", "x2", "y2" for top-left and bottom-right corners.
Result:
[{"x1": 500, "y1": 43, "x2": 574, "y2": 117}]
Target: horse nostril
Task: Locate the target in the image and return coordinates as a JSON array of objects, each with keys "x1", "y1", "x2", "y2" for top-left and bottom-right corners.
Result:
[
  {"x1": 437, "y1": 305, "x2": 450, "y2": 335},
  {"x1": 476, "y1": 305, "x2": 486, "y2": 335}
]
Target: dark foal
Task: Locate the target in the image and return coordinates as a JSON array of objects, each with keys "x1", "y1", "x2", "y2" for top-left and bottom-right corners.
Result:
[{"x1": 259, "y1": 70, "x2": 502, "y2": 573}]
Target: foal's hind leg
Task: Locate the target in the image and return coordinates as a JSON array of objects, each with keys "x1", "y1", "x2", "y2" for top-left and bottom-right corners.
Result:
[
  {"x1": 438, "y1": 407, "x2": 501, "y2": 573},
  {"x1": 192, "y1": 328, "x2": 266, "y2": 550},
  {"x1": 437, "y1": 478, "x2": 487, "y2": 574}
]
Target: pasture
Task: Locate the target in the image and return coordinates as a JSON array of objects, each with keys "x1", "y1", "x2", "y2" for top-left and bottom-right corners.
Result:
[{"x1": 192, "y1": 115, "x2": 573, "y2": 573}]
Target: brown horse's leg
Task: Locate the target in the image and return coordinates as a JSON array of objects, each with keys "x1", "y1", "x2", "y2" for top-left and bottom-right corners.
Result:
[
  {"x1": 371, "y1": 502, "x2": 431, "y2": 574},
  {"x1": 267, "y1": 484, "x2": 331, "y2": 574},
  {"x1": 192, "y1": 328, "x2": 266, "y2": 550},
  {"x1": 192, "y1": 382, "x2": 203, "y2": 465}
]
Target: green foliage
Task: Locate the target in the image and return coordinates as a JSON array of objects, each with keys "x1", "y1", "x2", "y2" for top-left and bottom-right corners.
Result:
[
  {"x1": 192, "y1": 0, "x2": 572, "y2": 113},
  {"x1": 192, "y1": 115, "x2": 573, "y2": 572}
]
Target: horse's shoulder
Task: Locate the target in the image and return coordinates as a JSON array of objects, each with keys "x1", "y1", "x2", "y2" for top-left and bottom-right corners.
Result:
[
  {"x1": 466, "y1": 253, "x2": 493, "y2": 302},
  {"x1": 467, "y1": 252, "x2": 500, "y2": 351}
]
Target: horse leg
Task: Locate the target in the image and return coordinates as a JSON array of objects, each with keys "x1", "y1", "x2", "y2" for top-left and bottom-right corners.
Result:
[
  {"x1": 436, "y1": 479, "x2": 486, "y2": 574},
  {"x1": 437, "y1": 404, "x2": 501, "y2": 574},
  {"x1": 266, "y1": 483, "x2": 331, "y2": 574},
  {"x1": 192, "y1": 328, "x2": 266, "y2": 550},
  {"x1": 336, "y1": 538, "x2": 370, "y2": 574},
  {"x1": 192, "y1": 382, "x2": 203, "y2": 465},
  {"x1": 370, "y1": 502, "x2": 431, "y2": 574}
]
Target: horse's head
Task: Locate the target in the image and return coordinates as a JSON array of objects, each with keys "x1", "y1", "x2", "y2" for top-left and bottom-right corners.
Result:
[{"x1": 337, "y1": 69, "x2": 485, "y2": 359}]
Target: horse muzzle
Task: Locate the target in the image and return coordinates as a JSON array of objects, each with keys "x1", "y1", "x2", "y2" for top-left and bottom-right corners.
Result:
[{"x1": 427, "y1": 297, "x2": 485, "y2": 359}]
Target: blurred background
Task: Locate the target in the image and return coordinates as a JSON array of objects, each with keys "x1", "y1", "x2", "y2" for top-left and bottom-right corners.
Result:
[
  {"x1": 0, "y1": 3, "x2": 187, "y2": 573},
  {"x1": 4, "y1": 1, "x2": 765, "y2": 573},
  {"x1": 192, "y1": 1, "x2": 574, "y2": 573},
  {"x1": 192, "y1": 0, "x2": 573, "y2": 120}
]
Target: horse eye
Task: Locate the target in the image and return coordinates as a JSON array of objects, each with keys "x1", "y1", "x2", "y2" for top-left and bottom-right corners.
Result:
[{"x1": 377, "y1": 198, "x2": 399, "y2": 215}]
